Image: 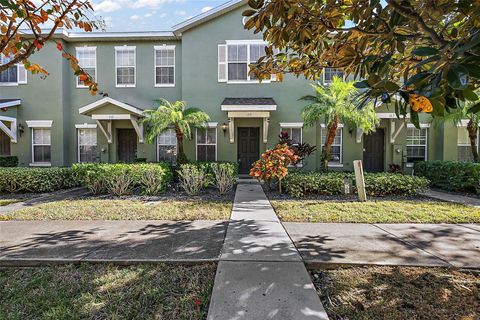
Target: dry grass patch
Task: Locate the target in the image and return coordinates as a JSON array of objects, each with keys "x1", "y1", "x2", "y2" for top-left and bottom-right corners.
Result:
[
  {"x1": 0, "y1": 199, "x2": 20, "y2": 206},
  {"x1": 1, "y1": 199, "x2": 232, "y2": 221},
  {"x1": 271, "y1": 200, "x2": 480, "y2": 223},
  {"x1": 0, "y1": 263, "x2": 216, "y2": 320},
  {"x1": 311, "y1": 266, "x2": 480, "y2": 320}
]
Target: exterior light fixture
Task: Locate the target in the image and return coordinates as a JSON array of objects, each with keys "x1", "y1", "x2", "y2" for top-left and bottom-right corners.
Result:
[
  {"x1": 221, "y1": 122, "x2": 228, "y2": 136},
  {"x1": 18, "y1": 123, "x2": 25, "y2": 137}
]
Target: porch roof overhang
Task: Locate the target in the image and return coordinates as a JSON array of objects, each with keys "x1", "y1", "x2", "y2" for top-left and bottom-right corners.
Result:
[
  {"x1": 0, "y1": 99, "x2": 21, "y2": 109},
  {"x1": 221, "y1": 98, "x2": 277, "y2": 144},
  {"x1": 79, "y1": 97, "x2": 145, "y2": 144}
]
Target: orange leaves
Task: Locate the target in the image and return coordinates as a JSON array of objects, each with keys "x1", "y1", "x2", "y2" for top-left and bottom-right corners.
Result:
[
  {"x1": 409, "y1": 94, "x2": 433, "y2": 113},
  {"x1": 249, "y1": 144, "x2": 300, "y2": 184}
]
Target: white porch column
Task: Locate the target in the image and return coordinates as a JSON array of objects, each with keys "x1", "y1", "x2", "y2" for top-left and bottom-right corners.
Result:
[
  {"x1": 263, "y1": 117, "x2": 269, "y2": 143},
  {"x1": 228, "y1": 117, "x2": 235, "y2": 143}
]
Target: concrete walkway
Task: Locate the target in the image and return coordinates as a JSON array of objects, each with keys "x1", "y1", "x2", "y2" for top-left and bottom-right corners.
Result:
[
  {"x1": 285, "y1": 223, "x2": 480, "y2": 269},
  {"x1": 207, "y1": 182, "x2": 328, "y2": 320},
  {"x1": 0, "y1": 220, "x2": 228, "y2": 266},
  {"x1": 423, "y1": 189, "x2": 480, "y2": 207}
]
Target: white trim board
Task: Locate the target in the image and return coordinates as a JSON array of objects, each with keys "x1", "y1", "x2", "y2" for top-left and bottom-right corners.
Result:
[
  {"x1": 320, "y1": 123, "x2": 345, "y2": 128},
  {"x1": 221, "y1": 105, "x2": 277, "y2": 111},
  {"x1": 79, "y1": 97, "x2": 144, "y2": 116},
  {"x1": 279, "y1": 122, "x2": 303, "y2": 128},
  {"x1": 407, "y1": 123, "x2": 431, "y2": 128},
  {"x1": 26, "y1": 120, "x2": 53, "y2": 128},
  {"x1": 75, "y1": 123, "x2": 97, "y2": 129},
  {"x1": 0, "y1": 99, "x2": 21, "y2": 108}
]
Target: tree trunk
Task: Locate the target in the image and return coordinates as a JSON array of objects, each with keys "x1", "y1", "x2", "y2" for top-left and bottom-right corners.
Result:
[
  {"x1": 175, "y1": 126, "x2": 188, "y2": 164},
  {"x1": 322, "y1": 115, "x2": 340, "y2": 172},
  {"x1": 467, "y1": 119, "x2": 479, "y2": 163}
]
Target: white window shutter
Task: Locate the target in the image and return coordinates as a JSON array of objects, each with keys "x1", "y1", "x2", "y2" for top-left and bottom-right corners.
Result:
[
  {"x1": 218, "y1": 44, "x2": 227, "y2": 82},
  {"x1": 17, "y1": 63, "x2": 27, "y2": 84}
]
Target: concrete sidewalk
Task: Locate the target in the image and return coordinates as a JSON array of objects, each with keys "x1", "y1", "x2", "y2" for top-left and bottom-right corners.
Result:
[
  {"x1": 423, "y1": 189, "x2": 480, "y2": 207},
  {"x1": 0, "y1": 220, "x2": 227, "y2": 266},
  {"x1": 207, "y1": 182, "x2": 328, "y2": 320},
  {"x1": 285, "y1": 223, "x2": 480, "y2": 269}
]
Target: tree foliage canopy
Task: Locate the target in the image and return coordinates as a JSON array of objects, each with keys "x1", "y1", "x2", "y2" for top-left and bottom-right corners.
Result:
[
  {"x1": 1, "y1": 0, "x2": 102, "y2": 94},
  {"x1": 244, "y1": 0, "x2": 480, "y2": 126}
]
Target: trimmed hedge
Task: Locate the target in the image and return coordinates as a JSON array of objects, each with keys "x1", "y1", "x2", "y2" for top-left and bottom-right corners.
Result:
[
  {"x1": 414, "y1": 161, "x2": 480, "y2": 194},
  {"x1": 0, "y1": 156, "x2": 18, "y2": 167},
  {"x1": 72, "y1": 163, "x2": 173, "y2": 196},
  {"x1": 0, "y1": 167, "x2": 76, "y2": 193},
  {"x1": 283, "y1": 171, "x2": 430, "y2": 198}
]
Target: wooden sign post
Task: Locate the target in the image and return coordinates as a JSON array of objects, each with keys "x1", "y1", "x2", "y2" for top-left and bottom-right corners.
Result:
[{"x1": 353, "y1": 160, "x2": 367, "y2": 202}]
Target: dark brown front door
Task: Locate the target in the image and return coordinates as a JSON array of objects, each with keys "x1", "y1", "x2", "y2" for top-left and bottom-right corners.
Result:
[
  {"x1": 363, "y1": 129, "x2": 385, "y2": 172},
  {"x1": 117, "y1": 129, "x2": 137, "y2": 162},
  {"x1": 238, "y1": 127, "x2": 260, "y2": 174},
  {"x1": 0, "y1": 130, "x2": 10, "y2": 156}
]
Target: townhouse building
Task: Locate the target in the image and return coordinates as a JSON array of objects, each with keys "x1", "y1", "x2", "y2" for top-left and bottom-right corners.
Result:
[{"x1": 0, "y1": 0, "x2": 474, "y2": 174}]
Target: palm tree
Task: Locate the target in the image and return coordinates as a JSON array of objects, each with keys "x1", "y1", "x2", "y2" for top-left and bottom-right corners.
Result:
[
  {"x1": 301, "y1": 76, "x2": 379, "y2": 171},
  {"x1": 431, "y1": 101, "x2": 479, "y2": 162},
  {"x1": 142, "y1": 99, "x2": 210, "y2": 164}
]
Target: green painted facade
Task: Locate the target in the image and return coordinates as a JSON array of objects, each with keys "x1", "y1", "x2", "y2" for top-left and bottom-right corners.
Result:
[{"x1": 0, "y1": 2, "x2": 469, "y2": 171}]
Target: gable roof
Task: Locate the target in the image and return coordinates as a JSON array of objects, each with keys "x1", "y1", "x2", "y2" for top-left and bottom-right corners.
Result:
[
  {"x1": 172, "y1": 0, "x2": 247, "y2": 35},
  {"x1": 79, "y1": 97, "x2": 144, "y2": 116}
]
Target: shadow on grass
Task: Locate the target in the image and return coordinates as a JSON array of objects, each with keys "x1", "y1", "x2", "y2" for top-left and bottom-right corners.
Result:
[
  {"x1": 311, "y1": 266, "x2": 480, "y2": 320},
  {"x1": 0, "y1": 262, "x2": 216, "y2": 320}
]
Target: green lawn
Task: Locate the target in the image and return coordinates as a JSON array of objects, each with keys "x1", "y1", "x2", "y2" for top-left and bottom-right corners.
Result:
[
  {"x1": 271, "y1": 199, "x2": 480, "y2": 223},
  {"x1": 0, "y1": 199, "x2": 232, "y2": 221},
  {"x1": 311, "y1": 266, "x2": 479, "y2": 320},
  {"x1": 0, "y1": 199, "x2": 20, "y2": 206},
  {"x1": 0, "y1": 263, "x2": 215, "y2": 320}
]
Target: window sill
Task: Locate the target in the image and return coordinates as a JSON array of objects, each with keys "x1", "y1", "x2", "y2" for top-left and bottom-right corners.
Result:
[
  {"x1": 0, "y1": 83, "x2": 19, "y2": 87},
  {"x1": 29, "y1": 163, "x2": 52, "y2": 167},
  {"x1": 328, "y1": 163, "x2": 344, "y2": 167},
  {"x1": 226, "y1": 80, "x2": 272, "y2": 85},
  {"x1": 406, "y1": 163, "x2": 414, "y2": 168},
  {"x1": 115, "y1": 84, "x2": 136, "y2": 88},
  {"x1": 154, "y1": 84, "x2": 175, "y2": 88}
]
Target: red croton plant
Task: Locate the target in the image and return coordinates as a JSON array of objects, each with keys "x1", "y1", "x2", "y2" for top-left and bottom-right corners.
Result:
[
  {"x1": 249, "y1": 143, "x2": 300, "y2": 193},
  {"x1": 0, "y1": 0, "x2": 103, "y2": 95}
]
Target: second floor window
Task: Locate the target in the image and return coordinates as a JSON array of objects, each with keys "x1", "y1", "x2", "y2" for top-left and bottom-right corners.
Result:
[
  {"x1": 0, "y1": 55, "x2": 27, "y2": 85},
  {"x1": 323, "y1": 68, "x2": 344, "y2": 84},
  {"x1": 115, "y1": 46, "x2": 136, "y2": 87},
  {"x1": 406, "y1": 127, "x2": 427, "y2": 164},
  {"x1": 220, "y1": 41, "x2": 273, "y2": 83},
  {"x1": 154, "y1": 46, "x2": 175, "y2": 87},
  {"x1": 76, "y1": 47, "x2": 96, "y2": 87}
]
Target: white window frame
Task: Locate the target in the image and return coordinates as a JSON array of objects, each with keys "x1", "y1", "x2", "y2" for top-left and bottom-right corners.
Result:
[
  {"x1": 115, "y1": 46, "x2": 136, "y2": 88},
  {"x1": 76, "y1": 124, "x2": 97, "y2": 163},
  {"x1": 320, "y1": 124, "x2": 344, "y2": 167},
  {"x1": 156, "y1": 128, "x2": 177, "y2": 163},
  {"x1": 154, "y1": 45, "x2": 175, "y2": 87},
  {"x1": 322, "y1": 68, "x2": 345, "y2": 85},
  {"x1": 406, "y1": 125, "x2": 428, "y2": 167},
  {"x1": 456, "y1": 122, "x2": 479, "y2": 162},
  {"x1": 27, "y1": 120, "x2": 53, "y2": 167},
  {"x1": 76, "y1": 46, "x2": 97, "y2": 88},
  {"x1": 280, "y1": 125, "x2": 303, "y2": 145},
  {"x1": 0, "y1": 55, "x2": 27, "y2": 86},
  {"x1": 195, "y1": 123, "x2": 218, "y2": 161},
  {"x1": 225, "y1": 40, "x2": 272, "y2": 84}
]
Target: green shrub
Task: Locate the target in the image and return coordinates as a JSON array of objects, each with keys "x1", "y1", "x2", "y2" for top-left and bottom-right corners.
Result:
[
  {"x1": 414, "y1": 161, "x2": 480, "y2": 193},
  {"x1": 72, "y1": 163, "x2": 172, "y2": 196},
  {"x1": 284, "y1": 171, "x2": 430, "y2": 198},
  {"x1": 177, "y1": 163, "x2": 207, "y2": 196},
  {"x1": 211, "y1": 162, "x2": 237, "y2": 194},
  {"x1": 0, "y1": 156, "x2": 18, "y2": 167},
  {"x1": 182, "y1": 161, "x2": 238, "y2": 188},
  {"x1": 0, "y1": 167, "x2": 76, "y2": 193}
]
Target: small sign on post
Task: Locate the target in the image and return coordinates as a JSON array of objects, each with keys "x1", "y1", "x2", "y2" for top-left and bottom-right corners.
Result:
[{"x1": 353, "y1": 160, "x2": 367, "y2": 202}]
